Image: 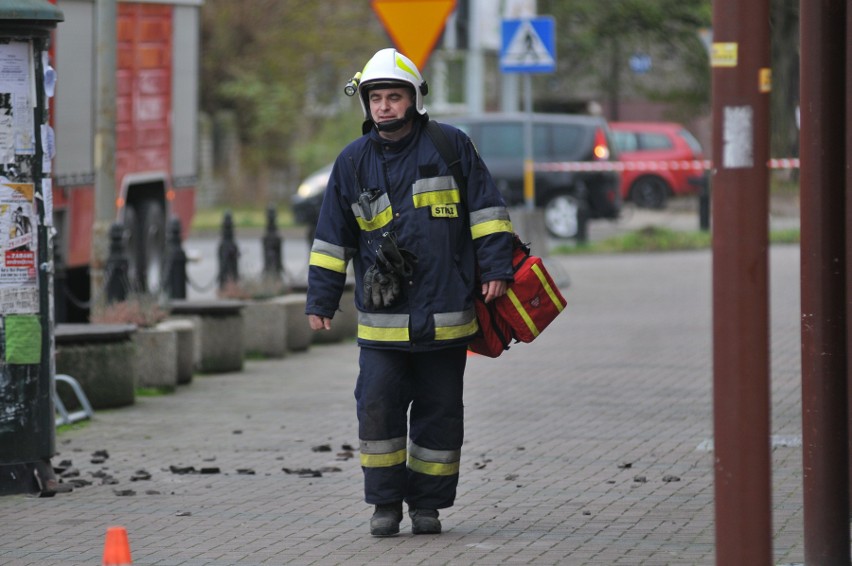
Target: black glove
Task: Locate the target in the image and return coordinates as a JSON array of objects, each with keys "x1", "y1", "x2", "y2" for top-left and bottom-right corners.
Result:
[
  {"x1": 363, "y1": 264, "x2": 401, "y2": 309},
  {"x1": 377, "y1": 234, "x2": 417, "y2": 278}
]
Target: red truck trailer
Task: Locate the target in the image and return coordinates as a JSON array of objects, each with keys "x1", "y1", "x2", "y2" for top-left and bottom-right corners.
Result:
[{"x1": 50, "y1": 0, "x2": 200, "y2": 320}]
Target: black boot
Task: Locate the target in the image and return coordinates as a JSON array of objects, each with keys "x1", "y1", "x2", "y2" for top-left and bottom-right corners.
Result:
[
  {"x1": 370, "y1": 502, "x2": 403, "y2": 537},
  {"x1": 409, "y1": 507, "x2": 441, "y2": 534}
]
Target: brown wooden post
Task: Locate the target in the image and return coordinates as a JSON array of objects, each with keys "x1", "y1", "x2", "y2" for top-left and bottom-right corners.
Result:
[
  {"x1": 800, "y1": 0, "x2": 850, "y2": 563},
  {"x1": 710, "y1": 0, "x2": 773, "y2": 563}
]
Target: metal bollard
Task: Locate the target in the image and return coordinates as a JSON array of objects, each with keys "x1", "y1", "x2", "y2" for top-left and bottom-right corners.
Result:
[
  {"x1": 217, "y1": 211, "x2": 239, "y2": 290},
  {"x1": 105, "y1": 222, "x2": 129, "y2": 303},
  {"x1": 690, "y1": 173, "x2": 711, "y2": 232},
  {"x1": 164, "y1": 217, "x2": 187, "y2": 299},
  {"x1": 262, "y1": 205, "x2": 283, "y2": 279}
]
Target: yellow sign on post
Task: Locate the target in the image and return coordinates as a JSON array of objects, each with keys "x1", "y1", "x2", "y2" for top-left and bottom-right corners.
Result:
[{"x1": 371, "y1": 0, "x2": 457, "y2": 70}]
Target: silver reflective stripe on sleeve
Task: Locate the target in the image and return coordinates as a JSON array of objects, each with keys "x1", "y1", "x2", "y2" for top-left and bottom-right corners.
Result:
[
  {"x1": 309, "y1": 239, "x2": 354, "y2": 274},
  {"x1": 470, "y1": 206, "x2": 513, "y2": 240}
]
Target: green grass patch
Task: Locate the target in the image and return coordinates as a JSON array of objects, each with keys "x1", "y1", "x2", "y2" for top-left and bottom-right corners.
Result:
[
  {"x1": 553, "y1": 226, "x2": 800, "y2": 255},
  {"x1": 56, "y1": 420, "x2": 91, "y2": 434},
  {"x1": 191, "y1": 206, "x2": 295, "y2": 232},
  {"x1": 135, "y1": 386, "x2": 174, "y2": 397}
]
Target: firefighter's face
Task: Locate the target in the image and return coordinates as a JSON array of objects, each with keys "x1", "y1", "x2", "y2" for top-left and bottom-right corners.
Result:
[{"x1": 368, "y1": 87, "x2": 413, "y2": 125}]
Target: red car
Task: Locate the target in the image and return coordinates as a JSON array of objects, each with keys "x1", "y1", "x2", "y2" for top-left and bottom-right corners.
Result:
[{"x1": 610, "y1": 122, "x2": 706, "y2": 209}]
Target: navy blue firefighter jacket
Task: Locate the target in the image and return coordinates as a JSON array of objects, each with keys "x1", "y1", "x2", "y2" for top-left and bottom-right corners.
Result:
[{"x1": 305, "y1": 118, "x2": 515, "y2": 352}]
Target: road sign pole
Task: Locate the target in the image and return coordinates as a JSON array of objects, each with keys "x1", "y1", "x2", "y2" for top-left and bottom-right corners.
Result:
[{"x1": 523, "y1": 73, "x2": 534, "y2": 209}]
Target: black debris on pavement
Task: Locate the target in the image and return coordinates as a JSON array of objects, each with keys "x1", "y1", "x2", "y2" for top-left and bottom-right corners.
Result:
[
  {"x1": 662, "y1": 475, "x2": 681, "y2": 483},
  {"x1": 618, "y1": 462, "x2": 633, "y2": 469},
  {"x1": 237, "y1": 469, "x2": 256, "y2": 475},
  {"x1": 634, "y1": 475, "x2": 648, "y2": 483},
  {"x1": 505, "y1": 474, "x2": 519, "y2": 481},
  {"x1": 312, "y1": 444, "x2": 332, "y2": 452},
  {"x1": 341, "y1": 443, "x2": 355, "y2": 451},
  {"x1": 60, "y1": 467, "x2": 80, "y2": 478},
  {"x1": 130, "y1": 470, "x2": 152, "y2": 481},
  {"x1": 282, "y1": 467, "x2": 323, "y2": 478},
  {"x1": 319, "y1": 466, "x2": 341, "y2": 473},
  {"x1": 176, "y1": 511, "x2": 192, "y2": 516},
  {"x1": 113, "y1": 489, "x2": 136, "y2": 496},
  {"x1": 199, "y1": 467, "x2": 221, "y2": 474},
  {"x1": 336, "y1": 450, "x2": 354, "y2": 460},
  {"x1": 169, "y1": 465, "x2": 197, "y2": 475},
  {"x1": 145, "y1": 490, "x2": 161, "y2": 495}
]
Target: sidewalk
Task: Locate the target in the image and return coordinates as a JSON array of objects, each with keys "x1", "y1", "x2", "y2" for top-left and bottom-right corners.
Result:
[{"x1": 0, "y1": 245, "x2": 804, "y2": 565}]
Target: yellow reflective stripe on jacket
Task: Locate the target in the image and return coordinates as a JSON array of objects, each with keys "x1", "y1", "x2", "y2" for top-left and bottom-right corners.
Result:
[
  {"x1": 408, "y1": 443, "x2": 461, "y2": 477},
  {"x1": 470, "y1": 206, "x2": 513, "y2": 240},
  {"x1": 532, "y1": 263, "x2": 566, "y2": 311},
  {"x1": 412, "y1": 176, "x2": 460, "y2": 208},
  {"x1": 360, "y1": 437, "x2": 407, "y2": 468},
  {"x1": 506, "y1": 288, "x2": 539, "y2": 338},
  {"x1": 358, "y1": 312, "x2": 410, "y2": 342},
  {"x1": 309, "y1": 239, "x2": 352, "y2": 274},
  {"x1": 434, "y1": 309, "x2": 478, "y2": 341},
  {"x1": 352, "y1": 199, "x2": 393, "y2": 232}
]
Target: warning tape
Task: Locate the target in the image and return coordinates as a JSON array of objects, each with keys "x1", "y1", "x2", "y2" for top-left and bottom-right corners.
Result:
[{"x1": 535, "y1": 158, "x2": 800, "y2": 172}]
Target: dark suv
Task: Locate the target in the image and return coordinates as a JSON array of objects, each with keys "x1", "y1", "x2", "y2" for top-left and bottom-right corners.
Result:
[
  {"x1": 291, "y1": 113, "x2": 621, "y2": 241},
  {"x1": 443, "y1": 113, "x2": 621, "y2": 240}
]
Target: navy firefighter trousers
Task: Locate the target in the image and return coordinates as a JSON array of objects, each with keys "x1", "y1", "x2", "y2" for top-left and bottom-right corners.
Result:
[{"x1": 355, "y1": 346, "x2": 467, "y2": 510}]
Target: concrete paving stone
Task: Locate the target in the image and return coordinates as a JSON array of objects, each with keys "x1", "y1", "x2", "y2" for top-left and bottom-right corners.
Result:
[{"x1": 0, "y1": 246, "x2": 808, "y2": 565}]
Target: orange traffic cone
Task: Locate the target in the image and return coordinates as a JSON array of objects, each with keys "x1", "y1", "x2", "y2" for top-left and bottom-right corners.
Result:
[{"x1": 102, "y1": 526, "x2": 132, "y2": 565}]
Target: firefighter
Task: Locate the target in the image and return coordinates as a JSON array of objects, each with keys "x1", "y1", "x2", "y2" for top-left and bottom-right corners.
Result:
[{"x1": 306, "y1": 48, "x2": 514, "y2": 537}]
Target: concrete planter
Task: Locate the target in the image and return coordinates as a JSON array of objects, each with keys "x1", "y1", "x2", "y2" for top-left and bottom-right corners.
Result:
[
  {"x1": 311, "y1": 285, "x2": 357, "y2": 344},
  {"x1": 242, "y1": 300, "x2": 288, "y2": 358},
  {"x1": 54, "y1": 324, "x2": 137, "y2": 410},
  {"x1": 157, "y1": 319, "x2": 196, "y2": 384},
  {"x1": 271, "y1": 293, "x2": 311, "y2": 352},
  {"x1": 169, "y1": 300, "x2": 245, "y2": 373},
  {"x1": 132, "y1": 326, "x2": 178, "y2": 391}
]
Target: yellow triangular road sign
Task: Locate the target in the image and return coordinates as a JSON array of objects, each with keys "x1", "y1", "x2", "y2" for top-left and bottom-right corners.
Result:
[{"x1": 371, "y1": 0, "x2": 456, "y2": 70}]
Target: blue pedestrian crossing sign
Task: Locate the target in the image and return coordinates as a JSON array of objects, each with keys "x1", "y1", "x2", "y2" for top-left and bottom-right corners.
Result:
[{"x1": 500, "y1": 16, "x2": 556, "y2": 73}]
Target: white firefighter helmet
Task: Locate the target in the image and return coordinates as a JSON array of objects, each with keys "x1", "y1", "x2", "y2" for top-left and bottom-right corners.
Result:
[{"x1": 357, "y1": 48, "x2": 428, "y2": 120}]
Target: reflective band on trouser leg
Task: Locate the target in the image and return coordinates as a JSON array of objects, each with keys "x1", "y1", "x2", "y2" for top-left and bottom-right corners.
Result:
[
  {"x1": 408, "y1": 443, "x2": 461, "y2": 476},
  {"x1": 360, "y1": 437, "x2": 407, "y2": 468}
]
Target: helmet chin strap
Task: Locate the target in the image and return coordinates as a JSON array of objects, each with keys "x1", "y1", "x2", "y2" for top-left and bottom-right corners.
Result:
[{"x1": 375, "y1": 106, "x2": 417, "y2": 133}]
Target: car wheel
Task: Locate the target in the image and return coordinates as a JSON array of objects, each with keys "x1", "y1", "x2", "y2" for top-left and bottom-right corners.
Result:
[
  {"x1": 544, "y1": 192, "x2": 587, "y2": 240},
  {"x1": 122, "y1": 205, "x2": 140, "y2": 293},
  {"x1": 137, "y1": 200, "x2": 166, "y2": 293},
  {"x1": 630, "y1": 176, "x2": 669, "y2": 209}
]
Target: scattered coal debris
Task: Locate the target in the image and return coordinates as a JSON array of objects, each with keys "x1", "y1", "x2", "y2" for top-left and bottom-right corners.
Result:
[
  {"x1": 236, "y1": 469, "x2": 256, "y2": 475},
  {"x1": 113, "y1": 489, "x2": 135, "y2": 497},
  {"x1": 65, "y1": 478, "x2": 92, "y2": 488},
  {"x1": 336, "y1": 443, "x2": 357, "y2": 461},
  {"x1": 633, "y1": 475, "x2": 648, "y2": 483},
  {"x1": 662, "y1": 475, "x2": 681, "y2": 483},
  {"x1": 473, "y1": 458, "x2": 492, "y2": 470},
  {"x1": 617, "y1": 462, "x2": 633, "y2": 469},
  {"x1": 91, "y1": 469, "x2": 119, "y2": 485},
  {"x1": 130, "y1": 470, "x2": 152, "y2": 482},
  {"x1": 311, "y1": 444, "x2": 332, "y2": 452},
  {"x1": 282, "y1": 468, "x2": 323, "y2": 478},
  {"x1": 91, "y1": 449, "x2": 110, "y2": 464}
]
